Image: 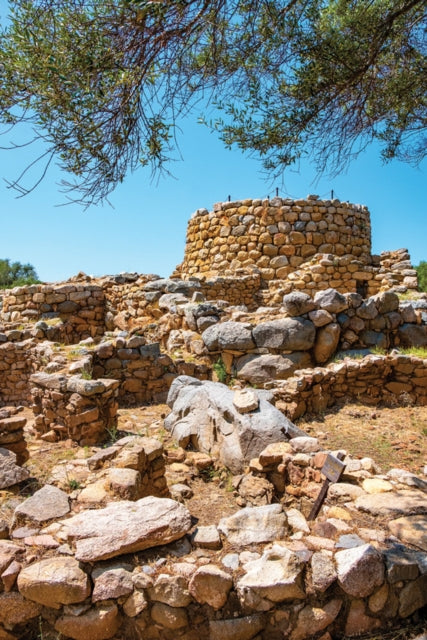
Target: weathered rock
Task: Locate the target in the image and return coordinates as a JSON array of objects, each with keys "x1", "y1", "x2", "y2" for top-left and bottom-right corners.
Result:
[
  {"x1": 398, "y1": 323, "x2": 427, "y2": 347},
  {"x1": 0, "y1": 448, "x2": 29, "y2": 489},
  {"x1": 202, "y1": 321, "x2": 255, "y2": 351},
  {"x1": 55, "y1": 604, "x2": 120, "y2": 640},
  {"x1": 122, "y1": 589, "x2": 147, "y2": 617},
  {"x1": 218, "y1": 504, "x2": 288, "y2": 546},
  {"x1": 189, "y1": 564, "x2": 233, "y2": 609},
  {"x1": 328, "y1": 483, "x2": 366, "y2": 501},
  {"x1": 398, "y1": 575, "x2": 427, "y2": 617},
  {"x1": 92, "y1": 564, "x2": 134, "y2": 602},
  {"x1": 150, "y1": 602, "x2": 188, "y2": 629},
  {"x1": 282, "y1": 292, "x2": 316, "y2": 317},
  {"x1": 17, "y1": 557, "x2": 90, "y2": 609},
  {"x1": 259, "y1": 441, "x2": 293, "y2": 466},
  {"x1": 12, "y1": 484, "x2": 70, "y2": 528},
  {"x1": 237, "y1": 475, "x2": 274, "y2": 506},
  {"x1": 372, "y1": 291, "x2": 399, "y2": 314},
  {"x1": 388, "y1": 515, "x2": 427, "y2": 551},
  {"x1": 63, "y1": 497, "x2": 192, "y2": 562},
  {"x1": 107, "y1": 467, "x2": 142, "y2": 501},
  {"x1": 362, "y1": 478, "x2": 393, "y2": 494},
  {"x1": 335, "y1": 544, "x2": 384, "y2": 598},
  {"x1": 209, "y1": 614, "x2": 265, "y2": 640},
  {"x1": 1, "y1": 559, "x2": 21, "y2": 592},
  {"x1": 289, "y1": 437, "x2": 320, "y2": 453},
  {"x1": 311, "y1": 551, "x2": 337, "y2": 592},
  {"x1": 192, "y1": 525, "x2": 222, "y2": 550},
  {"x1": 345, "y1": 599, "x2": 381, "y2": 636},
  {"x1": 313, "y1": 323, "x2": 341, "y2": 364},
  {"x1": 165, "y1": 376, "x2": 305, "y2": 473},
  {"x1": 314, "y1": 289, "x2": 347, "y2": 313},
  {"x1": 233, "y1": 389, "x2": 259, "y2": 413},
  {"x1": 291, "y1": 599, "x2": 342, "y2": 640},
  {"x1": 0, "y1": 592, "x2": 41, "y2": 627},
  {"x1": 384, "y1": 547, "x2": 420, "y2": 583},
  {"x1": 158, "y1": 293, "x2": 189, "y2": 312},
  {"x1": 235, "y1": 353, "x2": 312, "y2": 385},
  {"x1": 236, "y1": 545, "x2": 305, "y2": 610},
  {"x1": 253, "y1": 317, "x2": 315, "y2": 351},
  {"x1": 148, "y1": 573, "x2": 191, "y2": 607},
  {"x1": 309, "y1": 309, "x2": 334, "y2": 327},
  {"x1": 355, "y1": 490, "x2": 427, "y2": 517}
]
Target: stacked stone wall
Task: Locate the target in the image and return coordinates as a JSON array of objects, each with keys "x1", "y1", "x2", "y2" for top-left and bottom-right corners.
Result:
[
  {"x1": 92, "y1": 339, "x2": 210, "y2": 405},
  {"x1": 179, "y1": 196, "x2": 372, "y2": 279},
  {"x1": 273, "y1": 354, "x2": 427, "y2": 421},
  {"x1": 199, "y1": 273, "x2": 261, "y2": 308},
  {"x1": 0, "y1": 409, "x2": 29, "y2": 465},
  {"x1": 0, "y1": 283, "x2": 106, "y2": 342},
  {"x1": 30, "y1": 373, "x2": 120, "y2": 446},
  {"x1": 200, "y1": 290, "x2": 427, "y2": 382},
  {"x1": 0, "y1": 339, "x2": 38, "y2": 406}
]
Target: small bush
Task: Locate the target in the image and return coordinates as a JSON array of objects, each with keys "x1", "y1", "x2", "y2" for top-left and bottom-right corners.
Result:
[{"x1": 213, "y1": 357, "x2": 227, "y2": 383}]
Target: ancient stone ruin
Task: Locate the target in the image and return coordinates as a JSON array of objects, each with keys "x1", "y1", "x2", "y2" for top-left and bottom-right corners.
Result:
[{"x1": 0, "y1": 196, "x2": 426, "y2": 640}]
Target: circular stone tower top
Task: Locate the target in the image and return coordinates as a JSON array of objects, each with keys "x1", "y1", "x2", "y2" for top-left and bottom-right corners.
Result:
[{"x1": 178, "y1": 195, "x2": 371, "y2": 280}]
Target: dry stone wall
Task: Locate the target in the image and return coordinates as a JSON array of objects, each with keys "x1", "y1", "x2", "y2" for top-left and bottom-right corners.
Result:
[
  {"x1": 179, "y1": 196, "x2": 372, "y2": 278},
  {"x1": 175, "y1": 197, "x2": 419, "y2": 306},
  {"x1": 273, "y1": 354, "x2": 427, "y2": 421},
  {"x1": 30, "y1": 373, "x2": 120, "y2": 446},
  {"x1": 200, "y1": 290, "x2": 427, "y2": 383},
  {"x1": 0, "y1": 283, "x2": 106, "y2": 342}
]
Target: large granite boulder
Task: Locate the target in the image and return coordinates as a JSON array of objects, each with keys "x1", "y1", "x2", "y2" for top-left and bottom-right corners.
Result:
[
  {"x1": 253, "y1": 317, "x2": 315, "y2": 351},
  {"x1": 235, "y1": 353, "x2": 312, "y2": 385},
  {"x1": 202, "y1": 321, "x2": 255, "y2": 351},
  {"x1": 282, "y1": 292, "x2": 316, "y2": 317},
  {"x1": 165, "y1": 376, "x2": 305, "y2": 473}
]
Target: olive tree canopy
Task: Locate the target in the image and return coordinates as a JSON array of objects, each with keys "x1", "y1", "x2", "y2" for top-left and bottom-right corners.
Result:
[{"x1": 0, "y1": 0, "x2": 425, "y2": 205}]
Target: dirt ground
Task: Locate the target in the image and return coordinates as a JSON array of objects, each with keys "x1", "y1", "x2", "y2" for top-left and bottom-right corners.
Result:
[{"x1": 297, "y1": 402, "x2": 427, "y2": 476}]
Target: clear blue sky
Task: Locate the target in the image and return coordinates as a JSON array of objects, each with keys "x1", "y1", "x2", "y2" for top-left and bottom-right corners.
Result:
[{"x1": 0, "y1": 5, "x2": 425, "y2": 283}]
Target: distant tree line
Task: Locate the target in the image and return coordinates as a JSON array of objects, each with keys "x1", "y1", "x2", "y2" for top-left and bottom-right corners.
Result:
[
  {"x1": 0, "y1": 259, "x2": 40, "y2": 289},
  {"x1": 416, "y1": 262, "x2": 427, "y2": 292}
]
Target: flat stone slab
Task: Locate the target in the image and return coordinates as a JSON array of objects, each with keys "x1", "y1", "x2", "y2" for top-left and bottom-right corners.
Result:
[
  {"x1": 355, "y1": 490, "x2": 427, "y2": 517},
  {"x1": 218, "y1": 504, "x2": 288, "y2": 546},
  {"x1": 13, "y1": 485, "x2": 70, "y2": 528},
  {"x1": 63, "y1": 497, "x2": 192, "y2": 562},
  {"x1": 388, "y1": 515, "x2": 427, "y2": 552}
]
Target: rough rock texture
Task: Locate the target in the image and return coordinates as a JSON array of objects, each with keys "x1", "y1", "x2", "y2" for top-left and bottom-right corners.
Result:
[
  {"x1": 63, "y1": 497, "x2": 192, "y2": 562},
  {"x1": 335, "y1": 544, "x2": 385, "y2": 598},
  {"x1": 165, "y1": 376, "x2": 305, "y2": 473},
  {"x1": 189, "y1": 564, "x2": 233, "y2": 609},
  {"x1": 202, "y1": 321, "x2": 255, "y2": 351},
  {"x1": 388, "y1": 515, "x2": 427, "y2": 552},
  {"x1": 252, "y1": 317, "x2": 316, "y2": 351},
  {"x1": 55, "y1": 604, "x2": 120, "y2": 640},
  {"x1": 218, "y1": 505, "x2": 288, "y2": 546},
  {"x1": 0, "y1": 448, "x2": 29, "y2": 489},
  {"x1": 12, "y1": 485, "x2": 70, "y2": 528},
  {"x1": 236, "y1": 545, "x2": 305, "y2": 610},
  {"x1": 235, "y1": 353, "x2": 312, "y2": 385},
  {"x1": 17, "y1": 557, "x2": 90, "y2": 608}
]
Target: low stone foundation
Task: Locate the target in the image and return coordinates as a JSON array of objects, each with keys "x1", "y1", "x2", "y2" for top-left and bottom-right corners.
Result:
[
  {"x1": 30, "y1": 373, "x2": 120, "y2": 445},
  {"x1": 0, "y1": 283, "x2": 106, "y2": 341},
  {"x1": 0, "y1": 407, "x2": 29, "y2": 465},
  {"x1": 273, "y1": 354, "x2": 427, "y2": 421}
]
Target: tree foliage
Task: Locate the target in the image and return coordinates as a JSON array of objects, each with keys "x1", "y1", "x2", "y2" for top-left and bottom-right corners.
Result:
[
  {"x1": 415, "y1": 261, "x2": 427, "y2": 292},
  {"x1": 0, "y1": 0, "x2": 425, "y2": 205},
  {"x1": 0, "y1": 258, "x2": 40, "y2": 288}
]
